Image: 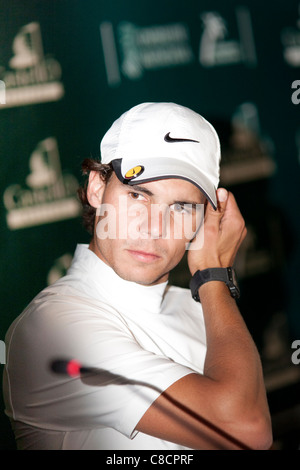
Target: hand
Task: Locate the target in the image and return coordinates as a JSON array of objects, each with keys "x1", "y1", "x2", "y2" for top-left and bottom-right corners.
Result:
[{"x1": 187, "y1": 188, "x2": 247, "y2": 275}]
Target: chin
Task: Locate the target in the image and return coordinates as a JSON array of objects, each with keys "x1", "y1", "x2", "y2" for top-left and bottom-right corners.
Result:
[{"x1": 113, "y1": 265, "x2": 168, "y2": 286}]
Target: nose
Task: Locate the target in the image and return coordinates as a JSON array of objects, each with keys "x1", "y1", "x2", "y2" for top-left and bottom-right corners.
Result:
[{"x1": 139, "y1": 204, "x2": 169, "y2": 239}]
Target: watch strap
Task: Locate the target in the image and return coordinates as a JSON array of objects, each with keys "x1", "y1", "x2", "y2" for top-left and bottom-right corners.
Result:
[{"x1": 189, "y1": 267, "x2": 240, "y2": 302}]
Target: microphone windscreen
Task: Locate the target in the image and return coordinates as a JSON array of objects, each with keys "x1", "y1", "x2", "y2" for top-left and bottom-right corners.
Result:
[{"x1": 51, "y1": 359, "x2": 81, "y2": 377}]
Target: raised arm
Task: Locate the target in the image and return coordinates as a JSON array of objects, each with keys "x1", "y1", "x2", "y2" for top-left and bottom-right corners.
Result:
[{"x1": 136, "y1": 189, "x2": 272, "y2": 450}]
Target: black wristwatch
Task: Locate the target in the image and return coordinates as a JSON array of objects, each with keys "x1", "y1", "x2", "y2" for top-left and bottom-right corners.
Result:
[{"x1": 189, "y1": 267, "x2": 240, "y2": 302}]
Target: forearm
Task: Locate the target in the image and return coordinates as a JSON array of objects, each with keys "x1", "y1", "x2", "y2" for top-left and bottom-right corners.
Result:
[
  {"x1": 136, "y1": 282, "x2": 272, "y2": 450},
  {"x1": 199, "y1": 281, "x2": 271, "y2": 441},
  {"x1": 201, "y1": 282, "x2": 261, "y2": 379}
]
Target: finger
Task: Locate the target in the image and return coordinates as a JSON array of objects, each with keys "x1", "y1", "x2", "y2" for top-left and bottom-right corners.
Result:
[
  {"x1": 220, "y1": 192, "x2": 244, "y2": 230},
  {"x1": 217, "y1": 187, "x2": 229, "y2": 210},
  {"x1": 221, "y1": 191, "x2": 242, "y2": 218},
  {"x1": 204, "y1": 188, "x2": 228, "y2": 224}
]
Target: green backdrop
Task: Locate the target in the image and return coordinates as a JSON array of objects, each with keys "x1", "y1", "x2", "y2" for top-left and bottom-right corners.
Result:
[{"x1": 1, "y1": 0, "x2": 299, "y2": 450}]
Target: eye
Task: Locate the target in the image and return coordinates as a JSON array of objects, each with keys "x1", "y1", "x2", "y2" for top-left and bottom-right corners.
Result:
[
  {"x1": 129, "y1": 191, "x2": 146, "y2": 201},
  {"x1": 170, "y1": 203, "x2": 192, "y2": 215}
]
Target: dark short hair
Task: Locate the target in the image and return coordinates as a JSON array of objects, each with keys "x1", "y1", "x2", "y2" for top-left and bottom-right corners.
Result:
[{"x1": 77, "y1": 158, "x2": 114, "y2": 234}]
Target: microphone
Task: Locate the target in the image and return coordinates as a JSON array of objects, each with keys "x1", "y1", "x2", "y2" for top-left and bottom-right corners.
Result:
[
  {"x1": 51, "y1": 359, "x2": 92, "y2": 377},
  {"x1": 50, "y1": 358, "x2": 127, "y2": 383},
  {"x1": 50, "y1": 357, "x2": 251, "y2": 450}
]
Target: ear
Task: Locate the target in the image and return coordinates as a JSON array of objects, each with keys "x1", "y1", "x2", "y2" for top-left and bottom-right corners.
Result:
[{"x1": 86, "y1": 171, "x2": 106, "y2": 208}]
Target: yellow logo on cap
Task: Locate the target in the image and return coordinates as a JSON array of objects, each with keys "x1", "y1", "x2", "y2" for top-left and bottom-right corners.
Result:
[{"x1": 124, "y1": 165, "x2": 144, "y2": 179}]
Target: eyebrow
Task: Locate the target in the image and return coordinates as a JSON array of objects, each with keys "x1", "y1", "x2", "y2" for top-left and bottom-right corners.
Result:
[
  {"x1": 129, "y1": 184, "x2": 202, "y2": 208},
  {"x1": 129, "y1": 184, "x2": 154, "y2": 197}
]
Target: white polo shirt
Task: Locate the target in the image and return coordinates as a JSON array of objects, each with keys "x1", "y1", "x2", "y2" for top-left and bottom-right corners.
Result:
[{"x1": 3, "y1": 244, "x2": 207, "y2": 450}]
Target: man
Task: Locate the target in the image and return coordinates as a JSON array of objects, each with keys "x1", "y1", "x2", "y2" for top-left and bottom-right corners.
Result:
[{"x1": 3, "y1": 102, "x2": 272, "y2": 450}]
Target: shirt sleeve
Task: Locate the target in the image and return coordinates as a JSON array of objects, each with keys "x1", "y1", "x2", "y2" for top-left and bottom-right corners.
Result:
[{"x1": 5, "y1": 293, "x2": 196, "y2": 439}]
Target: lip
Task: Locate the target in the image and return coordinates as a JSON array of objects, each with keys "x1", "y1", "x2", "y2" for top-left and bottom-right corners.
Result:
[{"x1": 127, "y1": 249, "x2": 161, "y2": 263}]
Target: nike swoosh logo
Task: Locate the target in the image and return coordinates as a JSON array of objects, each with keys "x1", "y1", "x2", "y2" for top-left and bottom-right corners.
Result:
[{"x1": 164, "y1": 132, "x2": 199, "y2": 143}]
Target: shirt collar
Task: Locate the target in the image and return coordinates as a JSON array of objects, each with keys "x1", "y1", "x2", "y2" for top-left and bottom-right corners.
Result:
[{"x1": 68, "y1": 244, "x2": 168, "y2": 316}]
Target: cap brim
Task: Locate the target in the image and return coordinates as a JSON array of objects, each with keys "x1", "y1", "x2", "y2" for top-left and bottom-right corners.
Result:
[{"x1": 112, "y1": 158, "x2": 217, "y2": 210}]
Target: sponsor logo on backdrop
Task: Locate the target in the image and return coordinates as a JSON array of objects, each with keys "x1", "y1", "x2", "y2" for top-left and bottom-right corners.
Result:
[
  {"x1": 220, "y1": 102, "x2": 276, "y2": 186},
  {"x1": 199, "y1": 7, "x2": 256, "y2": 67},
  {"x1": 0, "y1": 22, "x2": 64, "y2": 108},
  {"x1": 0, "y1": 80, "x2": 5, "y2": 104},
  {"x1": 100, "y1": 7, "x2": 256, "y2": 86},
  {"x1": 3, "y1": 138, "x2": 81, "y2": 230},
  {"x1": 281, "y1": 3, "x2": 300, "y2": 67},
  {"x1": 47, "y1": 253, "x2": 73, "y2": 285},
  {"x1": 100, "y1": 21, "x2": 194, "y2": 86}
]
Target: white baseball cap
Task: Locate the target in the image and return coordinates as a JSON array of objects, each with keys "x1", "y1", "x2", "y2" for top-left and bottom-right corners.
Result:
[{"x1": 100, "y1": 102, "x2": 221, "y2": 209}]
